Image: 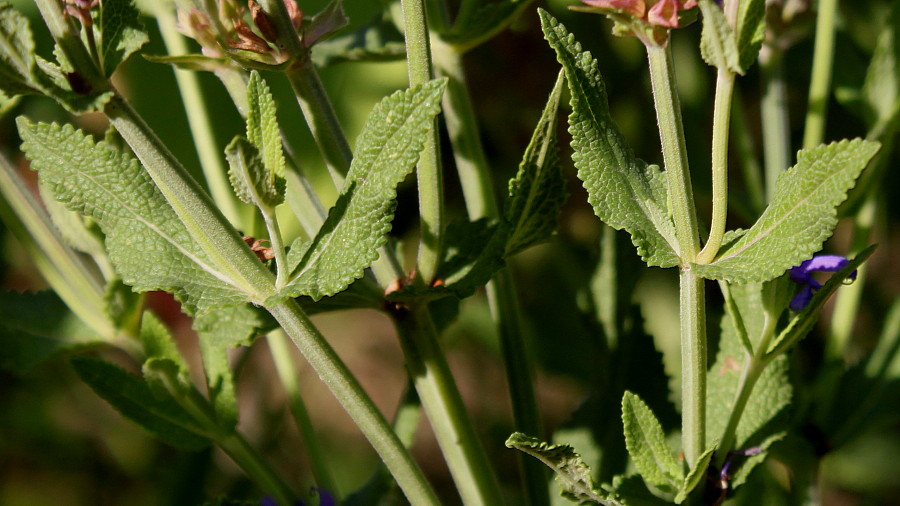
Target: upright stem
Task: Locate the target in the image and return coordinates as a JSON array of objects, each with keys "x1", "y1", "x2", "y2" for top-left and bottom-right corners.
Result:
[
  {"x1": 268, "y1": 300, "x2": 440, "y2": 506},
  {"x1": 155, "y1": 7, "x2": 244, "y2": 227},
  {"x1": 218, "y1": 432, "x2": 298, "y2": 506},
  {"x1": 402, "y1": 0, "x2": 444, "y2": 284},
  {"x1": 802, "y1": 0, "x2": 839, "y2": 150},
  {"x1": 759, "y1": 45, "x2": 791, "y2": 202},
  {"x1": 393, "y1": 305, "x2": 504, "y2": 506},
  {"x1": 647, "y1": 42, "x2": 705, "y2": 465}
]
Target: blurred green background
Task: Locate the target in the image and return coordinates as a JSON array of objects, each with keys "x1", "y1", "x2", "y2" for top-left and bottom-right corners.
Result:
[{"x1": 1, "y1": 0, "x2": 899, "y2": 504}]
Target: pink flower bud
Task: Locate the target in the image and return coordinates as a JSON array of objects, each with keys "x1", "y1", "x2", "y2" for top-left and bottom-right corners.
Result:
[{"x1": 579, "y1": 0, "x2": 646, "y2": 19}]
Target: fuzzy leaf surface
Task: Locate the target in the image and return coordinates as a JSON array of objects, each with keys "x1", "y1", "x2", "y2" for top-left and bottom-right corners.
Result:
[
  {"x1": 71, "y1": 356, "x2": 211, "y2": 450},
  {"x1": 0, "y1": 2, "x2": 38, "y2": 96},
  {"x1": 694, "y1": 139, "x2": 879, "y2": 283},
  {"x1": 504, "y1": 69, "x2": 567, "y2": 256},
  {"x1": 541, "y1": 12, "x2": 679, "y2": 267},
  {"x1": 621, "y1": 391, "x2": 682, "y2": 493},
  {"x1": 98, "y1": 0, "x2": 149, "y2": 76},
  {"x1": 0, "y1": 291, "x2": 103, "y2": 375},
  {"x1": 506, "y1": 432, "x2": 620, "y2": 505},
  {"x1": 226, "y1": 136, "x2": 283, "y2": 207},
  {"x1": 735, "y1": 0, "x2": 766, "y2": 72},
  {"x1": 18, "y1": 119, "x2": 249, "y2": 313},
  {"x1": 246, "y1": 71, "x2": 285, "y2": 180},
  {"x1": 698, "y1": 0, "x2": 741, "y2": 72},
  {"x1": 676, "y1": 446, "x2": 716, "y2": 503},
  {"x1": 276, "y1": 79, "x2": 447, "y2": 301}
]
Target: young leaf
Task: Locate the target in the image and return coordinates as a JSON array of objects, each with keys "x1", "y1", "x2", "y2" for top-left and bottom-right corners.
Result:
[
  {"x1": 140, "y1": 312, "x2": 188, "y2": 375},
  {"x1": 621, "y1": 392, "x2": 683, "y2": 494},
  {"x1": 193, "y1": 304, "x2": 267, "y2": 431},
  {"x1": 274, "y1": 79, "x2": 447, "y2": 302},
  {"x1": 0, "y1": 291, "x2": 104, "y2": 375},
  {"x1": 735, "y1": 0, "x2": 766, "y2": 72},
  {"x1": 71, "y1": 356, "x2": 211, "y2": 450},
  {"x1": 444, "y1": 0, "x2": 533, "y2": 51},
  {"x1": 225, "y1": 136, "x2": 284, "y2": 208},
  {"x1": 246, "y1": 71, "x2": 285, "y2": 180},
  {"x1": 311, "y1": 13, "x2": 406, "y2": 68},
  {"x1": 504, "y1": 69, "x2": 567, "y2": 256},
  {"x1": 18, "y1": 119, "x2": 250, "y2": 313},
  {"x1": 98, "y1": 0, "x2": 149, "y2": 76},
  {"x1": 540, "y1": 11, "x2": 680, "y2": 268},
  {"x1": 694, "y1": 139, "x2": 880, "y2": 283},
  {"x1": 0, "y1": 2, "x2": 39, "y2": 96},
  {"x1": 505, "y1": 432, "x2": 621, "y2": 505},
  {"x1": 675, "y1": 445, "x2": 716, "y2": 504},
  {"x1": 698, "y1": 0, "x2": 741, "y2": 73}
]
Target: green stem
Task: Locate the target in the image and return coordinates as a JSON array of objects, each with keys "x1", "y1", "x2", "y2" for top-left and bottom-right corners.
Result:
[
  {"x1": 759, "y1": 44, "x2": 791, "y2": 202},
  {"x1": 268, "y1": 299, "x2": 440, "y2": 506},
  {"x1": 155, "y1": 7, "x2": 244, "y2": 227},
  {"x1": 802, "y1": 0, "x2": 839, "y2": 150},
  {"x1": 33, "y1": 0, "x2": 105, "y2": 85},
  {"x1": 261, "y1": 207, "x2": 289, "y2": 288},
  {"x1": 219, "y1": 432, "x2": 298, "y2": 506},
  {"x1": 697, "y1": 68, "x2": 736, "y2": 264},
  {"x1": 646, "y1": 43, "x2": 701, "y2": 260},
  {"x1": 402, "y1": 0, "x2": 444, "y2": 284},
  {"x1": 680, "y1": 269, "x2": 707, "y2": 466},
  {"x1": 103, "y1": 93, "x2": 274, "y2": 301},
  {"x1": 268, "y1": 329, "x2": 339, "y2": 497},
  {"x1": 393, "y1": 305, "x2": 504, "y2": 506}
]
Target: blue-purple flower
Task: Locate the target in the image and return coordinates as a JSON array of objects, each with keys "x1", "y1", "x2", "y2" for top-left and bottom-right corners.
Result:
[{"x1": 788, "y1": 255, "x2": 857, "y2": 311}]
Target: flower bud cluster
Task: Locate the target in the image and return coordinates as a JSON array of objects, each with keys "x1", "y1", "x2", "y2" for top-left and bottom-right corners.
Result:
[{"x1": 576, "y1": 0, "x2": 699, "y2": 46}]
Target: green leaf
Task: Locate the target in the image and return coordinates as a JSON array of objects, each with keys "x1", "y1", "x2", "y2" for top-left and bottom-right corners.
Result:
[
  {"x1": 38, "y1": 181, "x2": 108, "y2": 261},
  {"x1": 0, "y1": 291, "x2": 104, "y2": 375},
  {"x1": 0, "y1": 2, "x2": 39, "y2": 96},
  {"x1": 18, "y1": 119, "x2": 250, "y2": 314},
  {"x1": 621, "y1": 391, "x2": 683, "y2": 493},
  {"x1": 767, "y1": 245, "x2": 876, "y2": 357},
  {"x1": 735, "y1": 0, "x2": 765, "y2": 72},
  {"x1": 540, "y1": 12, "x2": 680, "y2": 268},
  {"x1": 504, "y1": 69, "x2": 567, "y2": 256},
  {"x1": 505, "y1": 432, "x2": 621, "y2": 505},
  {"x1": 675, "y1": 445, "x2": 715, "y2": 503},
  {"x1": 275, "y1": 79, "x2": 447, "y2": 301},
  {"x1": 225, "y1": 136, "x2": 284, "y2": 208},
  {"x1": 694, "y1": 139, "x2": 880, "y2": 283},
  {"x1": 140, "y1": 312, "x2": 188, "y2": 374},
  {"x1": 246, "y1": 71, "x2": 285, "y2": 180},
  {"x1": 193, "y1": 304, "x2": 267, "y2": 431},
  {"x1": 71, "y1": 356, "x2": 211, "y2": 450},
  {"x1": 143, "y1": 53, "x2": 232, "y2": 73},
  {"x1": 445, "y1": 0, "x2": 533, "y2": 51},
  {"x1": 861, "y1": 2, "x2": 900, "y2": 131},
  {"x1": 98, "y1": 0, "x2": 149, "y2": 76},
  {"x1": 698, "y1": 0, "x2": 741, "y2": 72},
  {"x1": 310, "y1": 13, "x2": 406, "y2": 68}
]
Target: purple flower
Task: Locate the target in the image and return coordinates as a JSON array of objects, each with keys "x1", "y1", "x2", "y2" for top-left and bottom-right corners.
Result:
[{"x1": 788, "y1": 255, "x2": 857, "y2": 311}]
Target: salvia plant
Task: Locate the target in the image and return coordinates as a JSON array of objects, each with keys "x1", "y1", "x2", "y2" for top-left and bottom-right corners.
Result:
[{"x1": 0, "y1": 0, "x2": 897, "y2": 504}]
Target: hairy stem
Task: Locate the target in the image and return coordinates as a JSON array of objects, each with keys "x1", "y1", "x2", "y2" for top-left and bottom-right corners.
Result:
[
  {"x1": 802, "y1": 0, "x2": 839, "y2": 150},
  {"x1": 697, "y1": 68, "x2": 735, "y2": 264},
  {"x1": 680, "y1": 269, "x2": 708, "y2": 465},
  {"x1": 269, "y1": 299, "x2": 440, "y2": 506},
  {"x1": 219, "y1": 432, "x2": 298, "y2": 506}
]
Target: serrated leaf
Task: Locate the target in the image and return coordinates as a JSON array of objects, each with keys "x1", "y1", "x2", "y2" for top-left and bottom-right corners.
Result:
[
  {"x1": 445, "y1": 0, "x2": 533, "y2": 51},
  {"x1": 225, "y1": 136, "x2": 284, "y2": 207},
  {"x1": 310, "y1": 12, "x2": 406, "y2": 68},
  {"x1": 675, "y1": 445, "x2": 716, "y2": 503},
  {"x1": 246, "y1": 71, "x2": 285, "y2": 179},
  {"x1": 0, "y1": 291, "x2": 104, "y2": 375},
  {"x1": 71, "y1": 356, "x2": 211, "y2": 449},
  {"x1": 504, "y1": 69, "x2": 567, "y2": 256},
  {"x1": 18, "y1": 119, "x2": 249, "y2": 314},
  {"x1": 0, "y1": 2, "x2": 39, "y2": 96},
  {"x1": 621, "y1": 391, "x2": 683, "y2": 493},
  {"x1": 506, "y1": 432, "x2": 620, "y2": 505},
  {"x1": 193, "y1": 304, "x2": 266, "y2": 430},
  {"x1": 694, "y1": 139, "x2": 880, "y2": 283},
  {"x1": 98, "y1": 0, "x2": 149, "y2": 76},
  {"x1": 767, "y1": 245, "x2": 875, "y2": 357},
  {"x1": 735, "y1": 0, "x2": 765, "y2": 72},
  {"x1": 141, "y1": 312, "x2": 188, "y2": 374},
  {"x1": 38, "y1": 180, "x2": 108, "y2": 260},
  {"x1": 540, "y1": 12, "x2": 680, "y2": 268},
  {"x1": 275, "y1": 79, "x2": 447, "y2": 301},
  {"x1": 698, "y1": 0, "x2": 741, "y2": 72}
]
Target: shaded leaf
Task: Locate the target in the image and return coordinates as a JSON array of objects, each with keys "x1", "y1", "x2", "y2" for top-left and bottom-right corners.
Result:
[
  {"x1": 311, "y1": 13, "x2": 405, "y2": 68},
  {"x1": 541, "y1": 11, "x2": 680, "y2": 267},
  {"x1": 445, "y1": 0, "x2": 533, "y2": 51},
  {"x1": 621, "y1": 392, "x2": 683, "y2": 493},
  {"x1": 676, "y1": 445, "x2": 716, "y2": 503},
  {"x1": 694, "y1": 139, "x2": 880, "y2": 283},
  {"x1": 226, "y1": 136, "x2": 284, "y2": 208},
  {"x1": 18, "y1": 119, "x2": 249, "y2": 313},
  {"x1": 0, "y1": 2, "x2": 39, "y2": 96},
  {"x1": 698, "y1": 0, "x2": 741, "y2": 72},
  {"x1": 735, "y1": 0, "x2": 765, "y2": 72},
  {"x1": 98, "y1": 0, "x2": 149, "y2": 76}
]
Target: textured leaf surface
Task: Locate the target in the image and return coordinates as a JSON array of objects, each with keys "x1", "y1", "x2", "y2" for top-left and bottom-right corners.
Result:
[
  {"x1": 311, "y1": 13, "x2": 405, "y2": 68},
  {"x1": 694, "y1": 139, "x2": 879, "y2": 282},
  {"x1": 445, "y1": 0, "x2": 532, "y2": 50},
  {"x1": 71, "y1": 356, "x2": 211, "y2": 449},
  {"x1": 277, "y1": 79, "x2": 447, "y2": 301},
  {"x1": 140, "y1": 312, "x2": 188, "y2": 376},
  {"x1": 698, "y1": 0, "x2": 741, "y2": 72},
  {"x1": 676, "y1": 446, "x2": 716, "y2": 503},
  {"x1": 98, "y1": 0, "x2": 149, "y2": 76},
  {"x1": 246, "y1": 71, "x2": 285, "y2": 180},
  {"x1": 0, "y1": 291, "x2": 103, "y2": 375},
  {"x1": 621, "y1": 392, "x2": 682, "y2": 493},
  {"x1": 506, "y1": 432, "x2": 620, "y2": 505},
  {"x1": 0, "y1": 2, "x2": 38, "y2": 96},
  {"x1": 19, "y1": 119, "x2": 249, "y2": 313},
  {"x1": 194, "y1": 304, "x2": 266, "y2": 431},
  {"x1": 735, "y1": 0, "x2": 765, "y2": 72},
  {"x1": 504, "y1": 70, "x2": 567, "y2": 256},
  {"x1": 226, "y1": 136, "x2": 283, "y2": 207},
  {"x1": 541, "y1": 12, "x2": 679, "y2": 267}
]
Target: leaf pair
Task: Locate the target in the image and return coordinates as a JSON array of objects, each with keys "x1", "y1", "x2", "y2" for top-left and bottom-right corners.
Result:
[{"x1": 697, "y1": 0, "x2": 765, "y2": 74}]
